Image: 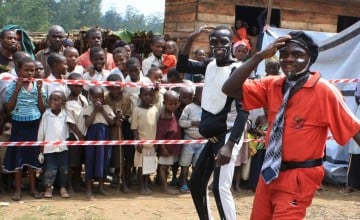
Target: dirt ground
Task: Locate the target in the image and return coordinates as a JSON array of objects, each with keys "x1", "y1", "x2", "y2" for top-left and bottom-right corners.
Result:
[{"x1": 0, "y1": 183, "x2": 359, "y2": 220}]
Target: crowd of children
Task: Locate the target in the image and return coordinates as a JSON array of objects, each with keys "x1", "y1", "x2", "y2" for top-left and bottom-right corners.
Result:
[{"x1": 0, "y1": 25, "x2": 280, "y2": 202}]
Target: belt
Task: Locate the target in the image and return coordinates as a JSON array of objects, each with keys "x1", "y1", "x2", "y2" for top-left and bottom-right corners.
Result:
[{"x1": 280, "y1": 159, "x2": 323, "y2": 171}]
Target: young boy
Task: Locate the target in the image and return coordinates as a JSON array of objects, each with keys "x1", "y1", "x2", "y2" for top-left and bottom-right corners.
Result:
[
  {"x1": 34, "y1": 61, "x2": 45, "y2": 79},
  {"x1": 38, "y1": 91, "x2": 70, "y2": 198},
  {"x1": 66, "y1": 72, "x2": 88, "y2": 195},
  {"x1": 178, "y1": 86, "x2": 204, "y2": 193},
  {"x1": 156, "y1": 90, "x2": 182, "y2": 195},
  {"x1": 83, "y1": 46, "x2": 110, "y2": 97},
  {"x1": 105, "y1": 74, "x2": 132, "y2": 193},
  {"x1": 64, "y1": 47, "x2": 84, "y2": 78},
  {"x1": 44, "y1": 53, "x2": 69, "y2": 99},
  {"x1": 123, "y1": 57, "x2": 152, "y2": 108},
  {"x1": 131, "y1": 87, "x2": 161, "y2": 195}
]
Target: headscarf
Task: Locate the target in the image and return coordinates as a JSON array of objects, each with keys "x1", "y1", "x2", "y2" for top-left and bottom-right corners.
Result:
[
  {"x1": 287, "y1": 31, "x2": 319, "y2": 64},
  {"x1": 233, "y1": 39, "x2": 251, "y2": 56}
]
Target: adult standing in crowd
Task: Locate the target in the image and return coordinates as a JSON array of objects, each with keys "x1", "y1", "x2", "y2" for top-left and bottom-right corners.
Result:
[
  {"x1": 222, "y1": 31, "x2": 360, "y2": 219},
  {"x1": 77, "y1": 28, "x2": 115, "y2": 71},
  {"x1": 35, "y1": 25, "x2": 66, "y2": 78},
  {"x1": 0, "y1": 29, "x2": 18, "y2": 74}
]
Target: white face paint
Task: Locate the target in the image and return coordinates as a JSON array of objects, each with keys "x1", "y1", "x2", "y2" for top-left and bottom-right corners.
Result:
[
  {"x1": 296, "y1": 58, "x2": 305, "y2": 63},
  {"x1": 287, "y1": 58, "x2": 311, "y2": 79}
]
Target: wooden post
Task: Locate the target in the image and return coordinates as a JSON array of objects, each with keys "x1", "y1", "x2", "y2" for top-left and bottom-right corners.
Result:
[{"x1": 266, "y1": 0, "x2": 273, "y2": 25}]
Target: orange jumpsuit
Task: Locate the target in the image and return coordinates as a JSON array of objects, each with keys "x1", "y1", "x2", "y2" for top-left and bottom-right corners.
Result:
[{"x1": 242, "y1": 72, "x2": 360, "y2": 219}]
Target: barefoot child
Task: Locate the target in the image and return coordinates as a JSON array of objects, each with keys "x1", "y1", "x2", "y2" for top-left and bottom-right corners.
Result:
[
  {"x1": 105, "y1": 74, "x2": 132, "y2": 193},
  {"x1": 3, "y1": 57, "x2": 46, "y2": 201},
  {"x1": 83, "y1": 86, "x2": 115, "y2": 198},
  {"x1": 38, "y1": 91, "x2": 70, "y2": 198},
  {"x1": 156, "y1": 90, "x2": 182, "y2": 194},
  {"x1": 65, "y1": 72, "x2": 88, "y2": 194},
  {"x1": 131, "y1": 87, "x2": 161, "y2": 195}
]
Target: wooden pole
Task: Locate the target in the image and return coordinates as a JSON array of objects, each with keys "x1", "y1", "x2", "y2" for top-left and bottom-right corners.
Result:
[{"x1": 266, "y1": 0, "x2": 273, "y2": 25}]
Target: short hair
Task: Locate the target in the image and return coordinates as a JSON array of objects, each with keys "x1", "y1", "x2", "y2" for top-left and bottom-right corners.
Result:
[
  {"x1": 0, "y1": 29, "x2": 15, "y2": 39},
  {"x1": 49, "y1": 90, "x2": 66, "y2": 103},
  {"x1": 112, "y1": 47, "x2": 127, "y2": 55},
  {"x1": 167, "y1": 67, "x2": 181, "y2": 79},
  {"x1": 85, "y1": 28, "x2": 102, "y2": 40},
  {"x1": 13, "y1": 51, "x2": 31, "y2": 62},
  {"x1": 63, "y1": 47, "x2": 79, "y2": 57},
  {"x1": 151, "y1": 35, "x2": 165, "y2": 45},
  {"x1": 47, "y1": 53, "x2": 66, "y2": 67},
  {"x1": 89, "y1": 86, "x2": 104, "y2": 96},
  {"x1": 111, "y1": 40, "x2": 128, "y2": 52},
  {"x1": 17, "y1": 57, "x2": 34, "y2": 69},
  {"x1": 68, "y1": 72, "x2": 83, "y2": 80},
  {"x1": 107, "y1": 73, "x2": 122, "y2": 81},
  {"x1": 125, "y1": 57, "x2": 140, "y2": 69},
  {"x1": 209, "y1": 26, "x2": 233, "y2": 42},
  {"x1": 139, "y1": 86, "x2": 154, "y2": 95},
  {"x1": 90, "y1": 46, "x2": 104, "y2": 58},
  {"x1": 147, "y1": 66, "x2": 162, "y2": 76}
]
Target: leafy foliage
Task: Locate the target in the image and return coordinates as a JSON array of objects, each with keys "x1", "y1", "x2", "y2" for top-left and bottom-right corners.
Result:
[{"x1": 0, "y1": 0, "x2": 164, "y2": 33}]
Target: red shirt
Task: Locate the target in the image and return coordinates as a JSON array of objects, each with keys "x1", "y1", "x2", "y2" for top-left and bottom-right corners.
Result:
[
  {"x1": 162, "y1": 54, "x2": 177, "y2": 74},
  {"x1": 242, "y1": 72, "x2": 360, "y2": 162},
  {"x1": 78, "y1": 49, "x2": 115, "y2": 70},
  {"x1": 156, "y1": 116, "x2": 182, "y2": 156}
]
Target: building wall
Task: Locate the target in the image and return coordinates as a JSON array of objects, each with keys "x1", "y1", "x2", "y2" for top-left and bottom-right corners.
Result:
[{"x1": 165, "y1": 0, "x2": 360, "y2": 57}]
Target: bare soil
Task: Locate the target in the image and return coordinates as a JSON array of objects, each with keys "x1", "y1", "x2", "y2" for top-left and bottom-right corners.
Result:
[{"x1": 0, "y1": 183, "x2": 359, "y2": 220}]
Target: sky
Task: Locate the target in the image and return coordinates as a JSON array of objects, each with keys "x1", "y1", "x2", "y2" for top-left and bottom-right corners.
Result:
[{"x1": 101, "y1": 0, "x2": 165, "y2": 16}]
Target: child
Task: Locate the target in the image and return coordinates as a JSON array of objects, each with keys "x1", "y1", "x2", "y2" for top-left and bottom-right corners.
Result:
[
  {"x1": 83, "y1": 46, "x2": 110, "y2": 97},
  {"x1": 37, "y1": 91, "x2": 70, "y2": 198},
  {"x1": 178, "y1": 86, "x2": 204, "y2": 193},
  {"x1": 3, "y1": 57, "x2": 46, "y2": 201},
  {"x1": 44, "y1": 53, "x2": 69, "y2": 99},
  {"x1": 264, "y1": 58, "x2": 281, "y2": 76},
  {"x1": 0, "y1": 122, "x2": 11, "y2": 193},
  {"x1": 83, "y1": 86, "x2": 115, "y2": 199},
  {"x1": 142, "y1": 36, "x2": 176, "y2": 81},
  {"x1": 105, "y1": 74, "x2": 132, "y2": 193},
  {"x1": 64, "y1": 47, "x2": 85, "y2": 78},
  {"x1": 165, "y1": 40, "x2": 178, "y2": 57},
  {"x1": 131, "y1": 87, "x2": 160, "y2": 195},
  {"x1": 123, "y1": 57, "x2": 152, "y2": 107},
  {"x1": 156, "y1": 90, "x2": 182, "y2": 195},
  {"x1": 110, "y1": 47, "x2": 127, "y2": 80},
  {"x1": 233, "y1": 39, "x2": 251, "y2": 62},
  {"x1": 247, "y1": 114, "x2": 268, "y2": 191},
  {"x1": 65, "y1": 72, "x2": 88, "y2": 194},
  {"x1": 34, "y1": 61, "x2": 45, "y2": 79}
]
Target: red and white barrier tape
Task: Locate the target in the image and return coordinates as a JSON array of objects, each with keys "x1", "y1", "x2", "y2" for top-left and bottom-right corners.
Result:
[
  {"x1": 0, "y1": 76, "x2": 204, "y2": 88},
  {"x1": 0, "y1": 76, "x2": 358, "y2": 88},
  {"x1": 0, "y1": 136, "x2": 334, "y2": 147}
]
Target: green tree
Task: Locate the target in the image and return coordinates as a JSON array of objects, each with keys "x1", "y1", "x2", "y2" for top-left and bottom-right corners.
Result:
[{"x1": 102, "y1": 8, "x2": 123, "y2": 30}]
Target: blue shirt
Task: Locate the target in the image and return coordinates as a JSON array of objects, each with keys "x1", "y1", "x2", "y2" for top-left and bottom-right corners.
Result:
[{"x1": 5, "y1": 81, "x2": 47, "y2": 121}]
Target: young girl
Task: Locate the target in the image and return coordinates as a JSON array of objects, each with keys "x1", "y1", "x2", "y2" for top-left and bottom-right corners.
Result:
[
  {"x1": 105, "y1": 74, "x2": 132, "y2": 193},
  {"x1": 110, "y1": 47, "x2": 127, "y2": 80},
  {"x1": 38, "y1": 91, "x2": 70, "y2": 198},
  {"x1": 131, "y1": 87, "x2": 160, "y2": 195},
  {"x1": 66, "y1": 72, "x2": 88, "y2": 194},
  {"x1": 3, "y1": 56, "x2": 46, "y2": 201},
  {"x1": 83, "y1": 86, "x2": 115, "y2": 199},
  {"x1": 156, "y1": 90, "x2": 181, "y2": 195}
]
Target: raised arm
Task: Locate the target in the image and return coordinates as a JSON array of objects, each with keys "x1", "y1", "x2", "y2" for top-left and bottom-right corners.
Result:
[
  {"x1": 222, "y1": 35, "x2": 291, "y2": 98},
  {"x1": 176, "y1": 26, "x2": 213, "y2": 74}
]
